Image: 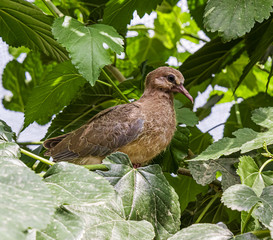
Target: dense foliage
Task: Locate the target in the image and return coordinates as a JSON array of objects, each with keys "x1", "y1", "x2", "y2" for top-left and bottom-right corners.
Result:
[{"x1": 1, "y1": 0, "x2": 273, "y2": 239}]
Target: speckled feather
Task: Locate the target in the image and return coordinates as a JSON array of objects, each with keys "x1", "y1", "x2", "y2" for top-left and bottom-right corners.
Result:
[{"x1": 44, "y1": 67, "x2": 193, "y2": 165}]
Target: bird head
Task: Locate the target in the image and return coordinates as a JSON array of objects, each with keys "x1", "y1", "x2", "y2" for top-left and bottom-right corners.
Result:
[{"x1": 145, "y1": 67, "x2": 193, "y2": 103}]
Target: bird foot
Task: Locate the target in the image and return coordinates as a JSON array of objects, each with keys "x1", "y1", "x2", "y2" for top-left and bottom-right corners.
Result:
[{"x1": 133, "y1": 163, "x2": 141, "y2": 169}]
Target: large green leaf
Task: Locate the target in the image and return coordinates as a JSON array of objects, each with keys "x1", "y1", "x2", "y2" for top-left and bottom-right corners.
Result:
[
  {"x1": 204, "y1": 0, "x2": 273, "y2": 41},
  {"x1": 179, "y1": 37, "x2": 244, "y2": 88},
  {"x1": 36, "y1": 207, "x2": 84, "y2": 240},
  {"x1": 188, "y1": 158, "x2": 240, "y2": 190},
  {"x1": 168, "y1": 223, "x2": 233, "y2": 240},
  {"x1": 237, "y1": 156, "x2": 273, "y2": 196},
  {"x1": 97, "y1": 152, "x2": 180, "y2": 240},
  {"x1": 222, "y1": 184, "x2": 260, "y2": 212},
  {"x1": 103, "y1": 0, "x2": 163, "y2": 33},
  {"x1": 192, "y1": 107, "x2": 273, "y2": 161},
  {"x1": 67, "y1": 203, "x2": 155, "y2": 240},
  {"x1": 0, "y1": 0, "x2": 68, "y2": 61},
  {"x1": 24, "y1": 61, "x2": 86, "y2": 127},
  {"x1": 0, "y1": 158, "x2": 55, "y2": 240},
  {"x1": 43, "y1": 162, "x2": 115, "y2": 205},
  {"x1": 253, "y1": 186, "x2": 273, "y2": 228},
  {"x1": 223, "y1": 184, "x2": 273, "y2": 233},
  {"x1": 164, "y1": 173, "x2": 208, "y2": 212},
  {"x1": 52, "y1": 16, "x2": 123, "y2": 86}
]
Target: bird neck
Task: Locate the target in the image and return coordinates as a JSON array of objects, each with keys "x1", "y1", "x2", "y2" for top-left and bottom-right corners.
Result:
[{"x1": 139, "y1": 88, "x2": 174, "y2": 105}]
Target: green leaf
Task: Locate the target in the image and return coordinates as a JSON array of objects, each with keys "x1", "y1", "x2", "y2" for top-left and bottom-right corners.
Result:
[
  {"x1": 36, "y1": 207, "x2": 84, "y2": 240},
  {"x1": 103, "y1": 0, "x2": 163, "y2": 33},
  {"x1": 189, "y1": 126, "x2": 213, "y2": 155},
  {"x1": 237, "y1": 156, "x2": 273, "y2": 196},
  {"x1": 234, "y1": 233, "x2": 259, "y2": 240},
  {"x1": 2, "y1": 52, "x2": 53, "y2": 113},
  {"x1": 180, "y1": 37, "x2": 244, "y2": 88},
  {"x1": 193, "y1": 107, "x2": 273, "y2": 161},
  {"x1": 2, "y1": 60, "x2": 31, "y2": 112},
  {"x1": 98, "y1": 152, "x2": 181, "y2": 239},
  {"x1": 67, "y1": 203, "x2": 155, "y2": 240},
  {"x1": 174, "y1": 99, "x2": 198, "y2": 127},
  {"x1": 188, "y1": 0, "x2": 216, "y2": 39},
  {"x1": 43, "y1": 162, "x2": 115, "y2": 205},
  {"x1": 175, "y1": 107, "x2": 199, "y2": 127},
  {"x1": 164, "y1": 173, "x2": 208, "y2": 212},
  {"x1": 222, "y1": 184, "x2": 260, "y2": 211},
  {"x1": 188, "y1": 158, "x2": 240, "y2": 190},
  {"x1": 204, "y1": 0, "x2": 273, "y2": 41},
  {"x1": 0, "y1": 120, "x2": 15, "y2": 142},
  {"x1": 251, "y1": 106, "x2": 273, "y2": 128},
  {"x1": 224, "y1": 93, "x2": 273, "y2": 138},
  {"x1": 253, "y1": 186, "x2": 273, "y2": 227},
  {"x1": 168, "y1": 223, "x2": 233, "y2": 240},
  {"x1": 236, "y1": 19, "x2": 273, "y2": 92},
  {"x1": 0, "y1": 158, "x2": 55, "y2": 240},
  {"x1": 24, "y1": 61, "x2": 86, "y2": 127},
  {"x1": 0, "y1": 0, "x2": 68, "y2": 61},
  {"x1": 127, "y1": 36, "x2": 172, "y2": 67},
  {"x1": 52, "y1": 16, "x2": 123, "y2": 86},
  {"x1": 195, "y1": 94, "x2": 224, "y2": 121},
  {"x1": 0, "y1": 120, "x2": 19, "y2": 158}
]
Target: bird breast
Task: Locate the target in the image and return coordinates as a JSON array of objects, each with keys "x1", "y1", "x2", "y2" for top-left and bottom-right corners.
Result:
[{"x1": 118, "y1": 97, "x2": 176, "y2": 164}]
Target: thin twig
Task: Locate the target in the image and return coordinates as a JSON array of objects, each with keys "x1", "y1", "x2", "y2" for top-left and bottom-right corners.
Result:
[
  {"x1": 18, "y1": 141, "x2": 43, "y2": 145},
  {"x1": 20, "y1": 148, "x2": 54, "y2": 166},
  {"x1": 41, "y1": 0, "x2": 64, "y2": 17},
  {"x1": 195, "y1": 192, "x2": 221, "y2": 223},
  {"x1": 101, "y1": 69, "x2": 130, "y2": 103},
  {"x1": 241, "y1": 204, "x2": 256, "y2": 234}
]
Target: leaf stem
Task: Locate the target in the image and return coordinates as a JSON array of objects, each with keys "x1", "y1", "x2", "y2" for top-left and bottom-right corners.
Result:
[
  {"x1": 18, "y1": 141, "x2": 43, "y2": 145},
  {"x1": 259, "y1": 158, "x2": 273, "y2": 173},
  {"x1": 20, "y1": 148, "x2": 54, "y2": 166},
  {"x1": 84, "y1": 164, "x2": 109, "y2": 171},
  {"x1": 195, "y1": 192, "x2": 221, "y2": 223},
  {"x1": 250, "y1": 229, "x2": 271, "y2": 238},
  {"x1": 101, "y1": 69, "x2": 130, "y2": 103},
  {"x1": 41, "y1": 0, "x2": 64, "y2": 18},
  {"x1": 241, "y1": 205, "x2": 256, "y2": 234},
  {"x1": 96, "y1": 80, "x2": 112, "y2": 87}
]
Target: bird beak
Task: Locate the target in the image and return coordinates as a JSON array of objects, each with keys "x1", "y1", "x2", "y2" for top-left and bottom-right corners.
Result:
[{"x1": 172, "y1": 84, "x2": 194, "y2": 103}]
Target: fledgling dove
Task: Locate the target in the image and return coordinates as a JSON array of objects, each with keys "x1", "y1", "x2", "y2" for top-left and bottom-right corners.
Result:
[{"x1": 44, "y1": 67, "x2": 193, "y2": 166}]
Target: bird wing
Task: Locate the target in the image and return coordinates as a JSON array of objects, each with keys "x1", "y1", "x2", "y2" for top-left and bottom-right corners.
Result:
[{"x1": 44, "y1": 103, "x2": 144, "y2": 161}]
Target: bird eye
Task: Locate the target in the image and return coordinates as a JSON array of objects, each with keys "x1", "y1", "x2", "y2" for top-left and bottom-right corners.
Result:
[{"x1": 167, "y1": 74, "x2": 175, "y2": 83}]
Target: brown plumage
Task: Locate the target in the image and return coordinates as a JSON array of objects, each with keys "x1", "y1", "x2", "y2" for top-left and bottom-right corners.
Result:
[{"x1": 44, "y1": 67, "x2": 193, "y2": 166}]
